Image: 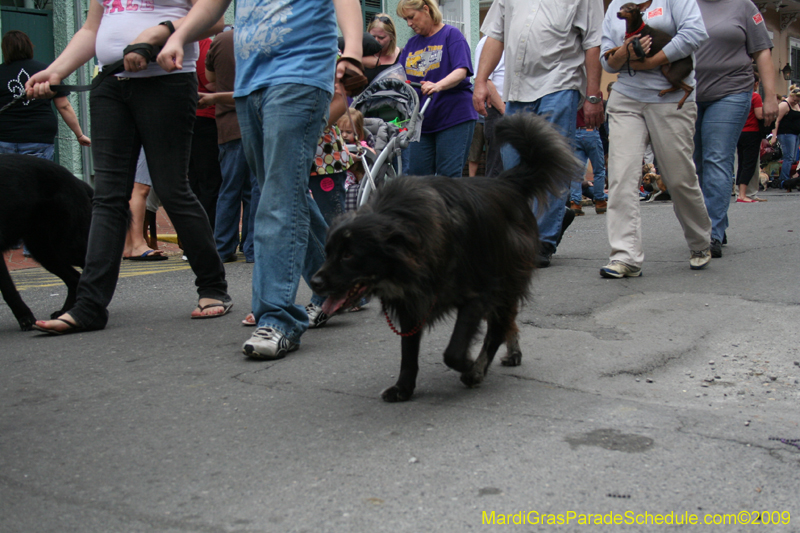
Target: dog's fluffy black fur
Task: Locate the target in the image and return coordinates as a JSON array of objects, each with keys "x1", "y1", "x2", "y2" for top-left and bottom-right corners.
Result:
[
  {"x1": 310, "y1": 113, "x2": 579, "y2": 401},
  {"x1": 0, "y1": 154, "x2": 93, "y2": 330}
]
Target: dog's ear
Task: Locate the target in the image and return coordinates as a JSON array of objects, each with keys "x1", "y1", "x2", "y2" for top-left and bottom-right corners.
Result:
[{"x1": 636, "y1": 0, "x2": 652, "y2": 12}]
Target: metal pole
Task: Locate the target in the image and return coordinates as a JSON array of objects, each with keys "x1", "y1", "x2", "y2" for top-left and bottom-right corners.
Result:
[{"x1": 73, "y1": 0, "x2": 92, "y2": 183}]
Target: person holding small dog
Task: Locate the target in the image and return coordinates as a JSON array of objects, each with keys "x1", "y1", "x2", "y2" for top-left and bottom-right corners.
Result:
[
  {"x1": 693, "y1": 0, "x2": 776, "y2": 258},
  {"x1": 473, "y1": 0, "x2": 604, "y2": 268},
  {"x1": 600, "y1": 0, "x2": 713, "y2": 277}
]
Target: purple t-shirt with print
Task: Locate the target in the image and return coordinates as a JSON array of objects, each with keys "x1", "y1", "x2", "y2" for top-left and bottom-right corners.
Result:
[{"x1": 399, "y1": 24, "x2": 478, "y2": 134}]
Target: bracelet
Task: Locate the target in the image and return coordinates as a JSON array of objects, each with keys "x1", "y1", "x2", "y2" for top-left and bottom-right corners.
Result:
[{"x1": 158, "y1": 20, "x2": 176, "y2": 34}]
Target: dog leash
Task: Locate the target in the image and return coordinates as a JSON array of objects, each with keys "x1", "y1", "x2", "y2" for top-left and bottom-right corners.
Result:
[{"x1": 0, "y1": 43, "x2": 157, "y2": 116}]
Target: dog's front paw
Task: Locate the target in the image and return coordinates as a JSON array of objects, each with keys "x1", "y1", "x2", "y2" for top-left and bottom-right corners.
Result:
[
  {"x1": 500, "y1": 350, "x2": 522, "y2": 367},
  {"x1": 460, "y1": 369, "x2": 485, "y2": 388},
  {"x1": 18, "y1": 315, "x2": 36, "y2": 331},
  {"x1": 381, "y1": 385, "x2": 413, "y2": 402}
]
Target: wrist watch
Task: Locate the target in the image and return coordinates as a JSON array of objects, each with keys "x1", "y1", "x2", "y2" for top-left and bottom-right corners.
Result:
[{"x1": 586, "y1": 95, "x2": 602, "y2": 104}]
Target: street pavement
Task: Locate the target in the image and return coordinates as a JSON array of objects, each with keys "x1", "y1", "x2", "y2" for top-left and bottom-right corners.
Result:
[{"x1": 1, "y1": 191, "x2": 799, "y2": 532}]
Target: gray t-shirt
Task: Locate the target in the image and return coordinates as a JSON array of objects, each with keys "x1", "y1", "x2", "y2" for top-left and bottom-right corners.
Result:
[{"x1": 695, "y1": 0, "x2": 772, "y2": 102}]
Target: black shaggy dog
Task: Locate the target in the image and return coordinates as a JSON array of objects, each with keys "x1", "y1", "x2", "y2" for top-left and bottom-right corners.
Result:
[
  {"x1": 0, "y1": 154, "x2": 93, "y2": 330},
  {"x1": 310, "y1": 113, "x2": 579, "y2": 402}
]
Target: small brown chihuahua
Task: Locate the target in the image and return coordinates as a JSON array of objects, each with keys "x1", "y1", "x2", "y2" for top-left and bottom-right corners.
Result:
[{"x1": 604, "y1": 1, "x2": 694, "y2": 109}]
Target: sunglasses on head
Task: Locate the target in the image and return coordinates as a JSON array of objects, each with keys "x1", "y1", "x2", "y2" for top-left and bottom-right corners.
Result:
[{"x1": 375, "y1": 15, "x2": 392, "y2": 24}]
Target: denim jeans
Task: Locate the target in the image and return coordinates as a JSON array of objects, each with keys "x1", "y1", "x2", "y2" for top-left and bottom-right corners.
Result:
[
  {"x1": 569, "y1": 128, "x2": 606, "y2": 203},
  {"x1": 236, "y1": 83, "x2": 330, "y2": 343},
  {"x1": 407, "y1": 119, "x2": 476, "y2": 177},
  {"x1": 501, "y1": 90, "x2": 579, "y2": 248},
  {"x1": 0, "y1": 141, "x2": 54, "y2": 160},
  {"x1": 778, "y1": 132, "x2": 799, "y2": 187},
  {"x1": 215, "y1": 138, "x2": 259, "y2": 262},
  {"x1": 309, "y1": 171, "x2": 346, "y2": 225},
  {"x1": 70, "y1": 73, "x2": 229, "y2": 330},
  {"x1": 694, "y1": 91, "x2": 752, "y2": 242}
]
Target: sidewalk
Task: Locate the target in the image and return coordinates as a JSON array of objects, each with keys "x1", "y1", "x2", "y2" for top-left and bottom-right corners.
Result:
[{"x1": 3, "y1": 208, "x2": 183, "y2": 272}]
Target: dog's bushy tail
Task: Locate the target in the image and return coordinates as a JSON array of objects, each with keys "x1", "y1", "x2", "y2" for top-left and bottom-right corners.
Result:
[{"x1": 494, "y1": 113, "x2": 581, "y2": 203}]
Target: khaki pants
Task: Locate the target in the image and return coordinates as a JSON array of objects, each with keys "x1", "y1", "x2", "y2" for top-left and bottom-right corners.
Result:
[{"x1": 606, "y1": 91, "x2": 711, "y2": 267}]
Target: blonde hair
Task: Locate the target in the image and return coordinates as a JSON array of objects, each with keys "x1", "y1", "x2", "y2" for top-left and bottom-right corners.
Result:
[
  {"x1": 396, "y1": 0, "x2": 443, "y2": 25},
  {"x1": 337, "y1": 109, "x2": 365, "y2": 142},
  {"x1": 367, "y1": 13, "x2": 398, "y2": 53},
  {"x1": 790, "y1": 84, "x2": 800, "y2": 96}
]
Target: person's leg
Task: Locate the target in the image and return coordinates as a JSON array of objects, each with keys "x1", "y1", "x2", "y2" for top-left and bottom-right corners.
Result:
[
  {"x1": 467, "y1": 121, "x2": 485, "y2": 177},
  {"x1": 646, "y1": 101, "x2": 712, "y2": 255},
  {"x1": 433, "y1": 120, "x2": 476, "y2": 178},
  {"x1": 36, "y1": 77, "x2": 142, "y2": 331},
  {"x1": 585, "y1": 130, "x2": 607, "y2": 202},
  {"x1": 214, "y1": 139, "x2": 246, "y2": 261},
  {"x1": 406, "y1": 133, "x2": 436, "y2": 176},
  {"x1": 187, "y1": 116, "x2": 222, "y2": 230},
  {"x1": 736, "y1": 131, "x2": 762, "y2": 200},
  {"x1": 236, "y1": 83, "x2": 330, "y2": 343},
  {"x1": 243, "y1": 170, "x2": 260, "y2": 262},
  {"x1": 133, "y1": 74, "x2": 229, "y2": 310},
  {"x1": 530, "y1": 91, "x2": 580, "y2": 249},
  {"x1": 483, "y1": 106, "x2": 504, "y2": 178},
  {"x1": 570, "y1": 133, "x2": 590, "y2": 205},
  {"x1": 692, "y1": 92, "x2": 751, "y2": 242},
  {"x1": 777, "y1": 133, "x2": 798, "y2": 187},
  {"x1": 606, "y1": 91, "x2": 649, "y2": 268}
]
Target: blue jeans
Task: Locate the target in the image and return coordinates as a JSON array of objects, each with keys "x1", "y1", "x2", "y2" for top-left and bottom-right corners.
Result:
[
  {"x1": 309, "y1": 171, "x2": 346, "y2": 225},
  {"x1": 215, "y1": 138, "x2": 260, "y2": 262},
  {"x1": 501, "y1": 90, "x2": 579, "y2": 248},
  {"x1": 569, "y1": 128, "x2": 606, "y2": 203},
  {"x1": 236, "y1": 84, "x2": 330, "y2": 343},
  {"x1": 0, "y1": 141, "x2": 54, "y2": 160},
  {"x1": 694, "y1": 91, "x2": 752, "y2": 242},
  {"x1": 407, "y1": 119, "x2": 476, "y2": 177},
  {"x1": 71, "y1": 74, "x2": 228, "y2": 330},
  {"x1": 778, "y1": 133, "x2": 799, "y2": 187}
]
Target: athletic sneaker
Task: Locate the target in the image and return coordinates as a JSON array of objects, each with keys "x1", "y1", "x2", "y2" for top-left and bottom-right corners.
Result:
[
  {"x1": 690, "y1": 248, "x2": 711, "y2": 270},
  {"x1": 242, "y1": 327, "x2": 298, "y2": 360},
  {"x1": 710, "y1": 239, "x2": 722, "y2": 258},
  {"x1": 599, "y1": 260, "x2": 642, "y2": 279},
  {"x1": 305, "y1": 303, "x2": 330, "y2": 328}
]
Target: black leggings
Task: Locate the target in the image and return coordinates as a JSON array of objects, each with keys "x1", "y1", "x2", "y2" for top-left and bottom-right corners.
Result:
[{"x1": 736, "y1": 130, "x2": 762, "y2": 187}]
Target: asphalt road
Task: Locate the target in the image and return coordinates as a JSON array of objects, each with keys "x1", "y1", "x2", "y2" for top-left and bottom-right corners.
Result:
[{"x1": 1, "y1": 190, "x2": 799, "y2": 532}]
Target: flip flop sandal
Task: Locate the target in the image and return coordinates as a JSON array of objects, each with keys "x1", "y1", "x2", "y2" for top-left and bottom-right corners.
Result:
[
  {"x1": 191, "y1": 300, "x2": 234, "y2": 319},
  {"x1": 32, "y1": 317, "x2": 86, "y2": 336},
  {"x1": 123, "y1": 249, "x2": 168, "y2": 261},
  {"x1": 242, "y1": 313, "x2": 256, "y2": 326}
]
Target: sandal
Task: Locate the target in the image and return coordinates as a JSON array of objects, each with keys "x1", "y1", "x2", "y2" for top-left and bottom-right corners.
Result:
[
  {"x1": 191, "y1": 300, "x2": 233, "y2": 319},
  {"x1": 32, "y1": 317, "x2": 86, "y2": 336},
  {"x1": 242, "y1": 312, "x2": 256, "y2": 326}
]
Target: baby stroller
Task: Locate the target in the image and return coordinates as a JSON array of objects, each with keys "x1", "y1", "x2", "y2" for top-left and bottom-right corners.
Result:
[{"x1": 349, "y1": 63, "x2": 431, "y2": 207}]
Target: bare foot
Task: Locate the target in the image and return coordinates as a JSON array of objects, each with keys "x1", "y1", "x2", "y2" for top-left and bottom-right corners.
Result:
[
  {"x1": 123, "y1": 247, "x2": 166, "y2": 259},
  {"x1": 242, "y1": 312, "x2": 256, "y2": 326}
]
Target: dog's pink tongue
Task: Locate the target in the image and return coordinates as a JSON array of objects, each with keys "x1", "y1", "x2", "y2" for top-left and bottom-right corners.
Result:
[{"x1": 321, "y1": 295, "x2": 347, "y2": 316}]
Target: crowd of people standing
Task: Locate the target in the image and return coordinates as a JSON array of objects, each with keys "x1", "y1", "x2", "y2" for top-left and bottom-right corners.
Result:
[{"x1": 5, "y1": 0, "x2": 787, "y2": 357}]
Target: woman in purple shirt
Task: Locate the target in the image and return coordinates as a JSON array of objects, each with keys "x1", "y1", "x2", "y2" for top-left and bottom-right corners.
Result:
[{"x1": 397, "y1": 0, "x2": 477, "y2": 177}]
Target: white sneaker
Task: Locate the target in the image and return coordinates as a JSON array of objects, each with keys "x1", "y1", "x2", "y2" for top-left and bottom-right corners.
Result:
[
  {"x1": 690, "y1": 248, "x2": 711, "y2": 270},
  {"x1": 599, "y1": 260, "x2": 642, "y2": 279},
  {"x1": 242, "y1": 327, "x2": 298, "y2": 360},
  {"x1": 305, "y1": 303, "x2": 330, "y2": 329}
]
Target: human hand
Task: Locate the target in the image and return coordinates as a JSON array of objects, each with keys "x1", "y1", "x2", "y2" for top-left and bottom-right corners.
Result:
[
  {"x1": 472, "y1": 80, "x2": 489, "y2": 117},
  {"x1": 762, "y1": 99, "x2": 779, "y2": 128},
  {"x1": 77, "y1": 134, "x2": 92, "y2": 147},
  {"x1": 25, "y1": 70, "x2": 61, "y2": 99},
  {"x1": 157, "y1": 36, "x2": 185, "y2": 72},
  {"x1": 198, "y1": 92, "x2": 214, "y2": 108},
  {"x1": 583, "y1": 100, "x2": 604, "y2": 129}
]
